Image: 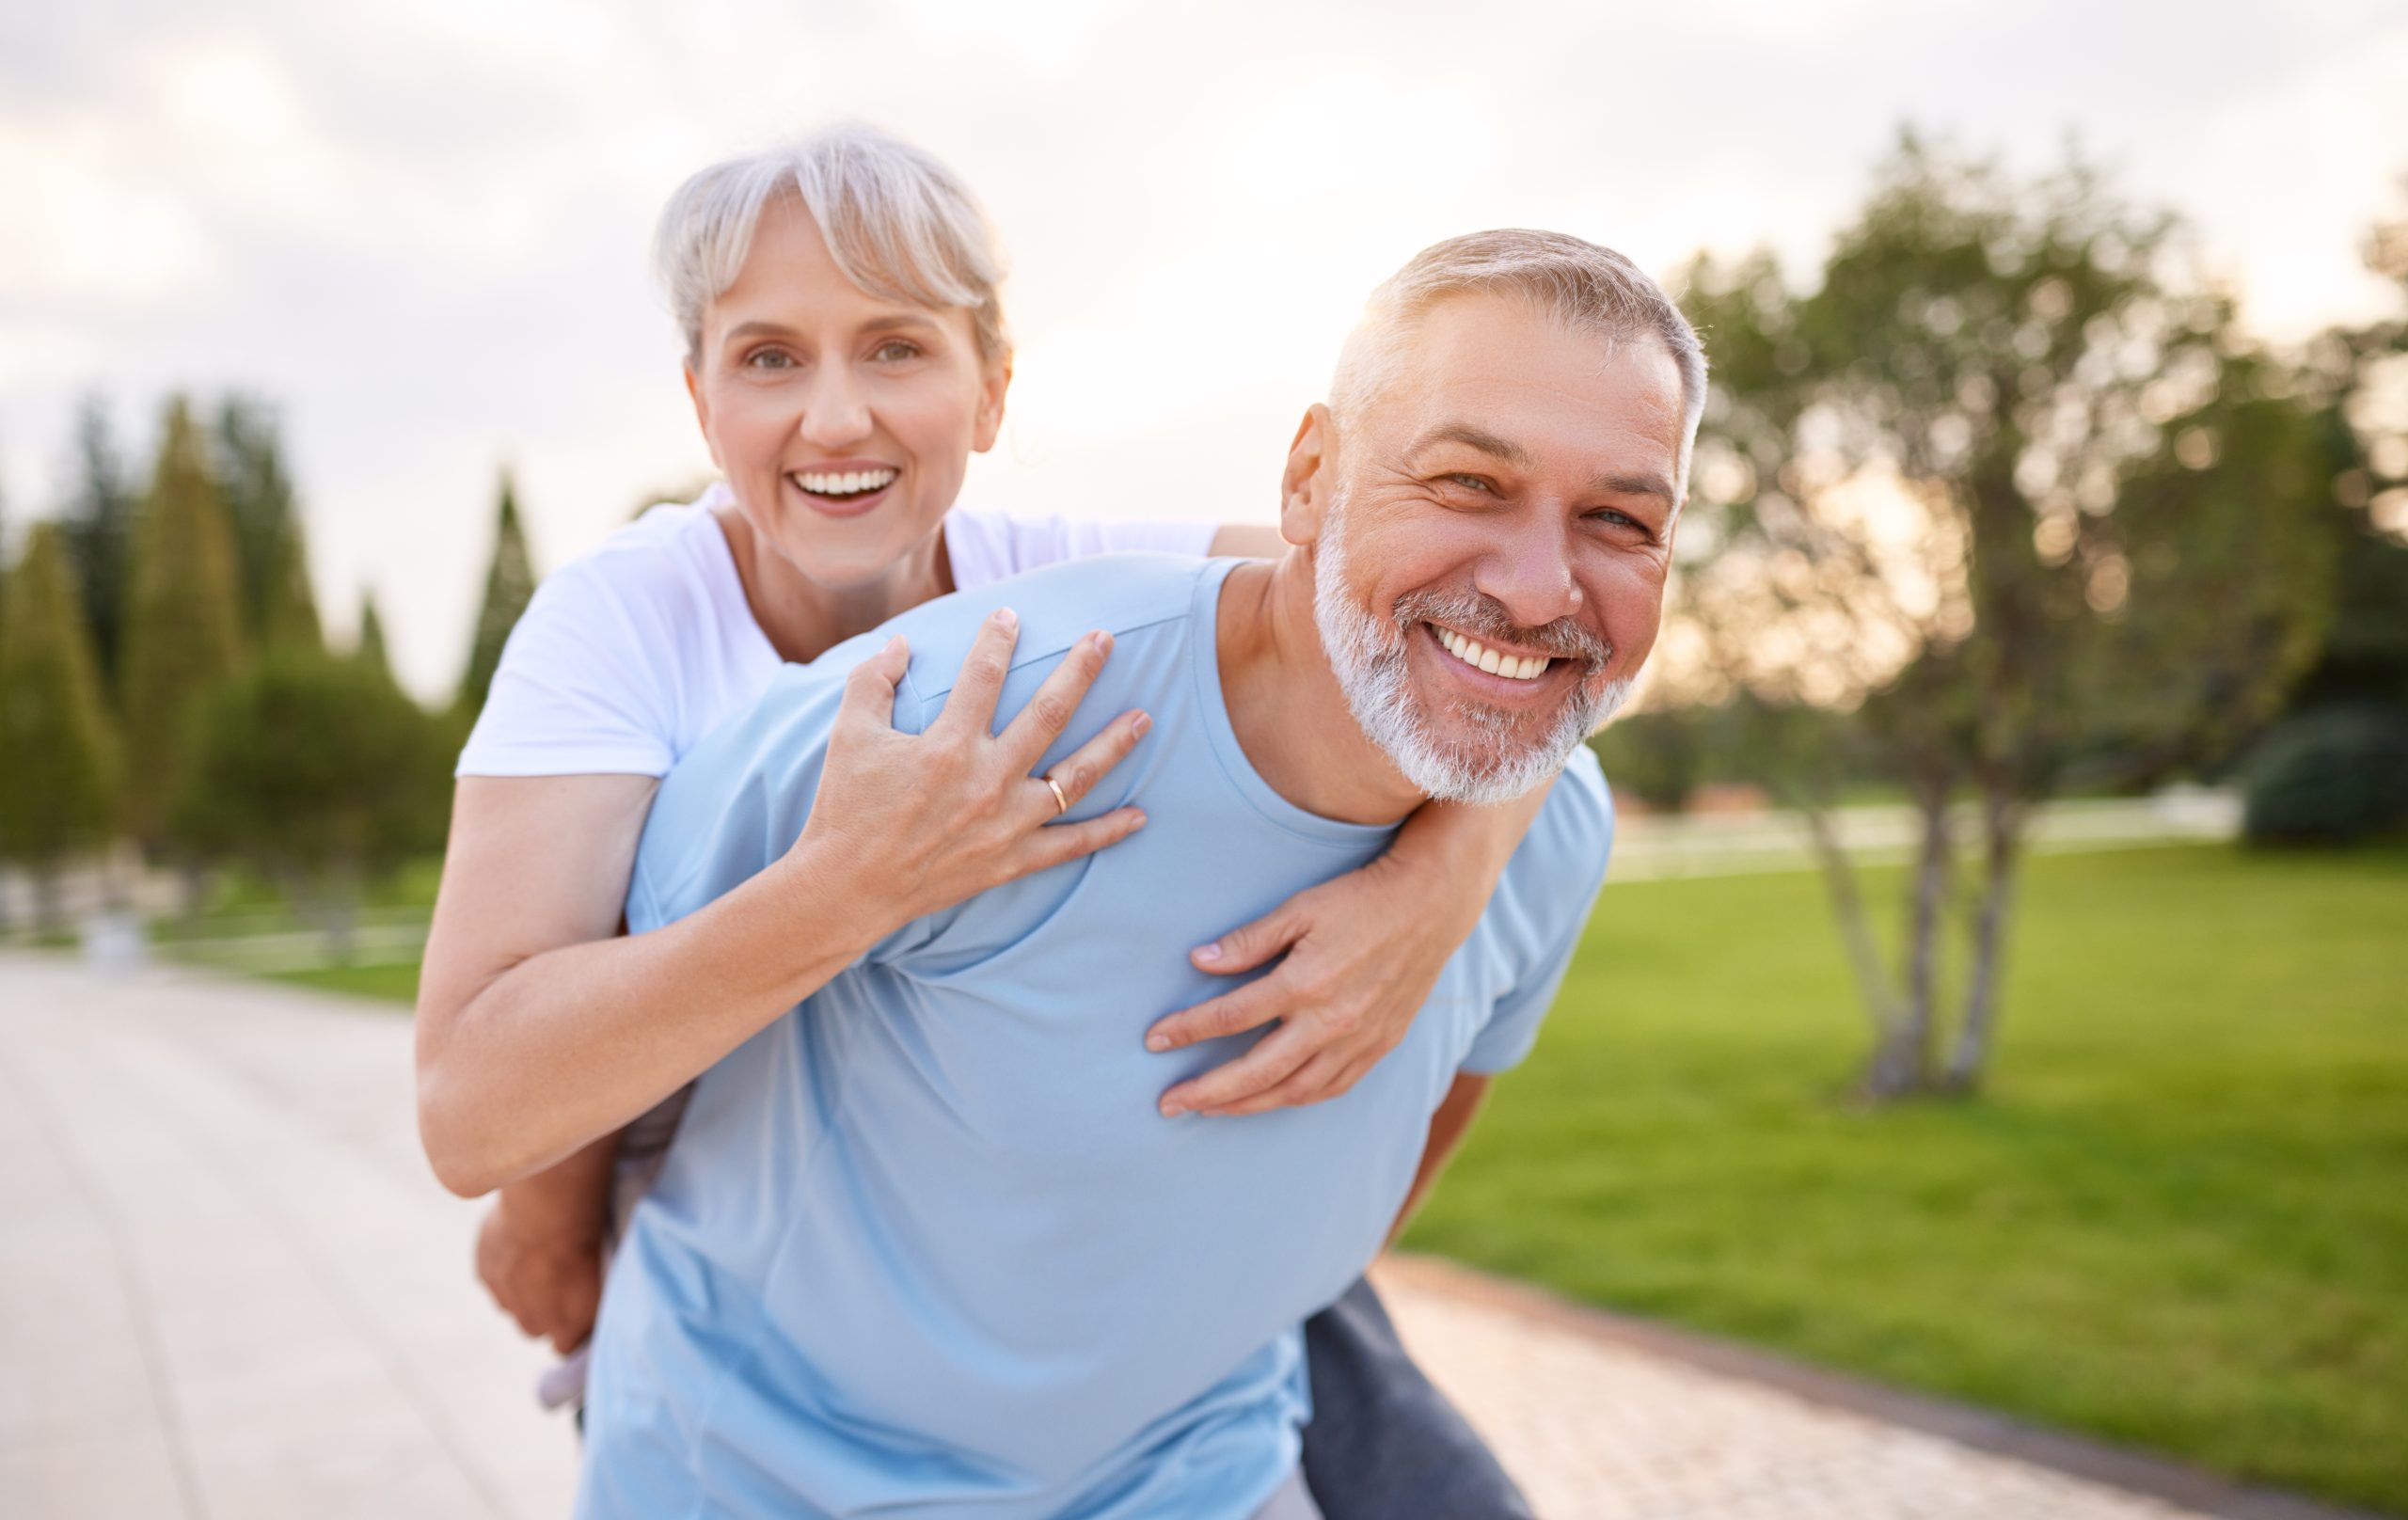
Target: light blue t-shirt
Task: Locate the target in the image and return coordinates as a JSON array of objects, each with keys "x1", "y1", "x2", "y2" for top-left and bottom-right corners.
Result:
[{"x1": 578, "y1": 554, "x2": 1612, "y2": 1520}]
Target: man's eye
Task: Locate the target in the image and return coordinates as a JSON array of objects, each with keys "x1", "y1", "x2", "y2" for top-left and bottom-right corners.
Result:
[
  {"x1": 1446, "y1": 474, "x2": 1495, "y2": 494},
  {"x1": 745, "y1": 349, "x2": 797, "y2": 371}
]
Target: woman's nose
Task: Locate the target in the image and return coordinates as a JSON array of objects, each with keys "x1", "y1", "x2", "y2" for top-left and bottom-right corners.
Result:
[{"x1": 797, "y1": 364, "x2": 873, "y2": 448}]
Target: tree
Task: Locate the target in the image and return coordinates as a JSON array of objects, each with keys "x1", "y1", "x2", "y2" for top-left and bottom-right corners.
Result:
[
  {"x1": 1589, "y1": 707, "x2": 1710, "y2": 813},
  {"x1": 2236, "y1": 176, "x2": 2408, "y2": 846},
  {"x1": 215, "y1": 396, "x2": 318, "y2": 643},
  {"x1": 57, "y1": 394, "x2": 139, "y2": 689},
  {"x1": 355, "y1": 590, "x2": 392, "y2": 681},
  {"x1": 457, "y1": 470, "x2": 535, "y2": 718},
  {"x1": 258, "y1": 516, "x2": 325, "y2": 655},
  {"x1": 169, "y1": 650, "x2": 451, "y2": 958},
  {"x1": 1670, "y1": 134, "x2": 2335, "y2": 1100},
  {"x1": 119, "y1": 396, "x2": 248, "y2": 850},
  {"x1": 0, "y1": 526, "x2": 121, "y2": 927}
]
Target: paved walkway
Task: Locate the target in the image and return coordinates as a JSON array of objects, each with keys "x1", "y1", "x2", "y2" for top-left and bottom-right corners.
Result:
[{"x1": 1, "y1": 955, "x2": 2236, "y2": 1519}]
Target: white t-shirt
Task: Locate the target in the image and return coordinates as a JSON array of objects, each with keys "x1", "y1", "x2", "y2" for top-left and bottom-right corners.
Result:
[{"x1": 457, "y1": 484, "x2": 1220, "y2": 778}]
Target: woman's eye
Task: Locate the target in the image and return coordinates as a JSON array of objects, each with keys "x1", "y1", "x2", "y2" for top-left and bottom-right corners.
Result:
[
  {"x1": 745, "y1": 349, "x2": 796, "y2": 371},
  {"x1": 872, "y1": 340, "x2": 924, "y2": 362},
  {"x1": 1447, "y1": 474, "x2": 1494, "y2": 494}
]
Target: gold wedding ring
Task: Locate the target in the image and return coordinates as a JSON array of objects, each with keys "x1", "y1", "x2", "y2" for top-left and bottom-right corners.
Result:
[{"x1": 1045, "y1": 775, "x2": 1070, "y2": 815}]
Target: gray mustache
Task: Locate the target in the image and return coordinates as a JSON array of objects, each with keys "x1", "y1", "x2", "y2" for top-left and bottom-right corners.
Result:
[{"x1": 1391, "y1": 589, "x2": 1611, "y2": 670}]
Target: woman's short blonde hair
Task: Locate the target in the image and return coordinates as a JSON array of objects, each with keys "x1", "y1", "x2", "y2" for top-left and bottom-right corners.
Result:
[{"x1": 654, "y1": 124, "x2": 1009, "y2": 364}]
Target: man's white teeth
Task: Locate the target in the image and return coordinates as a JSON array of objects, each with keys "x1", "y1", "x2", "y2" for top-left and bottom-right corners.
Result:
[
  {"x1": 1434, "y1": 625, "x2": 1550, "y2": 681},
  {"x1": 794, "y1": 468, "x2": 898, "y2": 496}
]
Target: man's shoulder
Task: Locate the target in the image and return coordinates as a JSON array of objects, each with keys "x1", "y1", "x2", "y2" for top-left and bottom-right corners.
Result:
[
  {"x1": 672, "y1": 551, "x2": 1216, "y2": 776},
  {"x1": 1488, "y1": 747, "x2": 1615, "y2": 956},
  {"x1": 1529, "y1": 747, "x2": 1615, "y2": 875},
  {"x1": 894, "y1": 553, "x2": 1218, "y2": 716}
]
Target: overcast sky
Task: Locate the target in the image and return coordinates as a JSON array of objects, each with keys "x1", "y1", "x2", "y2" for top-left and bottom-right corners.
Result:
[{"x1": 4, "y1": 0, "x2": 2404, "y2": 698}]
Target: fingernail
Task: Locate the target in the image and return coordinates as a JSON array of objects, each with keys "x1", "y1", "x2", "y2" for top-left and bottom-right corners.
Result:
[
  {"x1": 1160, "y1": 1100, "x2": 1185, "y2": 1118},
  {"x1": 995, "y1": 607, "x2": 1018, "y2": 629},
  {"x1": 1087, "y1": 630, "x2": 1112, "y2": 653},
  {"x1": 1194, "y1": 942, "x2": 1222, "y2": 963},
  {"x1": 1146, "y1": 1032, "x2": 1171, "y2": 1053},
  {"x1": 1132, "y1": 712, "x2": 1151, "y2": 738}
]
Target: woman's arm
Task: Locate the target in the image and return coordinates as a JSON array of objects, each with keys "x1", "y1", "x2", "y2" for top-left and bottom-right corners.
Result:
[
  {"x1": 1145, "y1": 781, "x2": 1554, "y2": 1116},
  {"x1": 1208, "y1": 523, "x2": 1287, "y2": 558},
  {"x1": 416, "y1": 618, "x2": 1149, "y2": 1198},
  {"x1": 476, "y1": 1132, "x2": 616, "y2": 1353}
]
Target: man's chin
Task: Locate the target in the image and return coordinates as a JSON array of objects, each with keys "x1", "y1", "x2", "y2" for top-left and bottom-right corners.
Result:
[{"x1": 1386, "y1": 725, "x2": 1579, "y2": 805}]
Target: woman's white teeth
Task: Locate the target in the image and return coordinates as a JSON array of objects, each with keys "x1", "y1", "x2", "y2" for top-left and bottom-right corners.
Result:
[
  {"x1": 795, "y1": 468, "x2": 897, "y2": 496},
  {"x1": 1434, "y1": 625, "x2": 1550, "y2": 681}
]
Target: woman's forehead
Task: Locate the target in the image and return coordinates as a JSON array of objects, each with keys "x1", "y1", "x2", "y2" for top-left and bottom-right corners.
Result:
[{"x1": 706, "y1": 206, "x2": 961, "y2": 345}]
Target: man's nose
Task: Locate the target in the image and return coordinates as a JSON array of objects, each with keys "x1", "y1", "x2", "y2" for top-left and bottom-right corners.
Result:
[
  {"x1": 797, "y1": 362, "x2": 873, "y2": 449},
  {"x1": 1471, "y1": 510, "x2": 1583, "y2": 631}
]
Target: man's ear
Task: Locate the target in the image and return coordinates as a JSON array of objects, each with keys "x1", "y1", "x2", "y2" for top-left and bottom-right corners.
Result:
[
  {"x1": 971, "y1": 355, "x2": 1013, "y2": 454},
  {"x1": 683, "y1": 360, "x2": 724, "y2": 472},
  {"x1": 1280, "y1": 404, "x2": 1337, "y2": 546}
]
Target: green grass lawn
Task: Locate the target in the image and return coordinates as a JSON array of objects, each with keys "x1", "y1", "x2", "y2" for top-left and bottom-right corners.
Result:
[
  {"x1": 270, "y1": 960, "x2": 421, "y2": 1004},
  {"x1": 1404, "y1": 844, "x2": 2408, "y2": 1513}
]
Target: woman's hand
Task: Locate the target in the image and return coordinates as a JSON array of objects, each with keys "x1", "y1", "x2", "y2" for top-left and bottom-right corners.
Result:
[
  {"x1": 417, "y1": 610, "x2": 1152, "y2": 1198},
  {"x1": 475, "y1": 1197, "x2": 605, "y2": 1354},
  {"x1": 1142, "y1": 786, "x2": 1555, "y2": 1117},
  {"x1": 795, "y1": 608, "x2": 1153, "y2": 929}
]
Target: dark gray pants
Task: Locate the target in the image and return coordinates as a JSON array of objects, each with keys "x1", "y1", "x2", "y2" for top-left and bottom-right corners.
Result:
[{"x1": 1298, "y1": 1277, "x2": 1536, "y2": 1520}]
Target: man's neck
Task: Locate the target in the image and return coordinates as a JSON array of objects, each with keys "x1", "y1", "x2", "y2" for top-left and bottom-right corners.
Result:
[{"x1": 1214, "y1": 556, "x2": 1430, "y2": 828}]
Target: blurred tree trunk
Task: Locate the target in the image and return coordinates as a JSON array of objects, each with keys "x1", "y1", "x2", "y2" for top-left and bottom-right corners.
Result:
[{"x1": 1946, "y1": 781, "x2": 2024, "y2": 1091}]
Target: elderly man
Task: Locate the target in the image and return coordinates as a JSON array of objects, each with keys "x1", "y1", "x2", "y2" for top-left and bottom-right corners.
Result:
[{"x1": 577, "y1": 230, "x2": 1704, "y2": 1520}]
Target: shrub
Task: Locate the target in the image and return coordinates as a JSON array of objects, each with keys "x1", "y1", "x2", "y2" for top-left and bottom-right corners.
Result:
[{"x1": 2242, "y1": 704, "x2": 2408, "y2": 846}]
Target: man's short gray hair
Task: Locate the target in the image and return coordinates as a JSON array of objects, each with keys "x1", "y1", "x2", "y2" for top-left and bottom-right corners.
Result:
[
  {"x1": 1329, "y1": 229, "x2": 1708, "y2": 494},
  {"x1": 654, "y1": 124, "x2": 1009, "y2": 364}
]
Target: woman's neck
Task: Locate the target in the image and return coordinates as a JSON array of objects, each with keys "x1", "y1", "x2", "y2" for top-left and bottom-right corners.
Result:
[{"x1": 714, "y1": 508, "x2": 955, "y2": 664}]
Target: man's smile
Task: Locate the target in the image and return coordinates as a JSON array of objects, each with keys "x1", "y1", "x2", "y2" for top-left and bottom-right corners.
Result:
[{"x1": 1424, "y1": 621, "x2": 1554, "y2": 683}]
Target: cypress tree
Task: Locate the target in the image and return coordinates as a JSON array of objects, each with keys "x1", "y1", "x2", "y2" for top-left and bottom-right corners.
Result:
[
  {"x1": 216, "y1": 396, "x2": 310, "y2": 641},
  {"x1": 58, "y1": 395, "x2": 138, "y2": 689},
  {"x1": 356, "y1": 590, "x2": 392, "y2": 682},
  {"x1": 0, "y1": 525, "x2": 121, "y2": 926},
  {"x1": 119, "y1": 396, "x2": 246, "y2": 849},
  {"x1": 456, "y1": 470, "x2": 535, "y2": 718},
  {"x1": 259, "y1": 521, "x2": 325, "y2": 655}
]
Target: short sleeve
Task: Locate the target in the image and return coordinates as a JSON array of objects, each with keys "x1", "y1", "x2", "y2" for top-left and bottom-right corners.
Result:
[
  {"x1": 945, "y1": 511, "x2": 1218, "y2": 589},
  {"x1": 1458, "y1": 909, "x2": 1590, "y2": 1075},
  {"x1": 1458, "y1": 778, "x2": 1614, "y2": 1074},
  {"x1": 455, "y1": 562, "x2": 678, "y2": 778}
]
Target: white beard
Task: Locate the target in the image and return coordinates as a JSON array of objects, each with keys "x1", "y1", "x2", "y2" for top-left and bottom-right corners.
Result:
[{"x1": 1311, "y1": 504, "x2": 1633, "y2": 805}]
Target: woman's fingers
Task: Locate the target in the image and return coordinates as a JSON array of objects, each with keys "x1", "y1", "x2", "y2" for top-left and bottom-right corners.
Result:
[
  {"x1": 929, "y1": 609, "x2": 1022, "y2": 739},
  {"x1": 1157, "y1": 1021, "x2": 1316, "y2": 1116},
  {"x1": 833, "y1": 635, "x2": 911, "y2": 733},
  {"x1": 1001, "y1": 630, "x2": 1114, "y2": 768},
  {"x1": 1016, "y1": 805, "x2": 1149, "y2": 875},
  {"x1": 1194, "y1": 1051, "x2": 1352, "y2": 1119},
  {"x1": 1186, "y1": 901, "x2": 1307, "y2": 978},
  {"x1": 1033, "y1": 706, "x2": 1151, "y2": 818},
  {"x1": 1144, "y1": 980, "x2": 1279, "y2": 1053}
]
